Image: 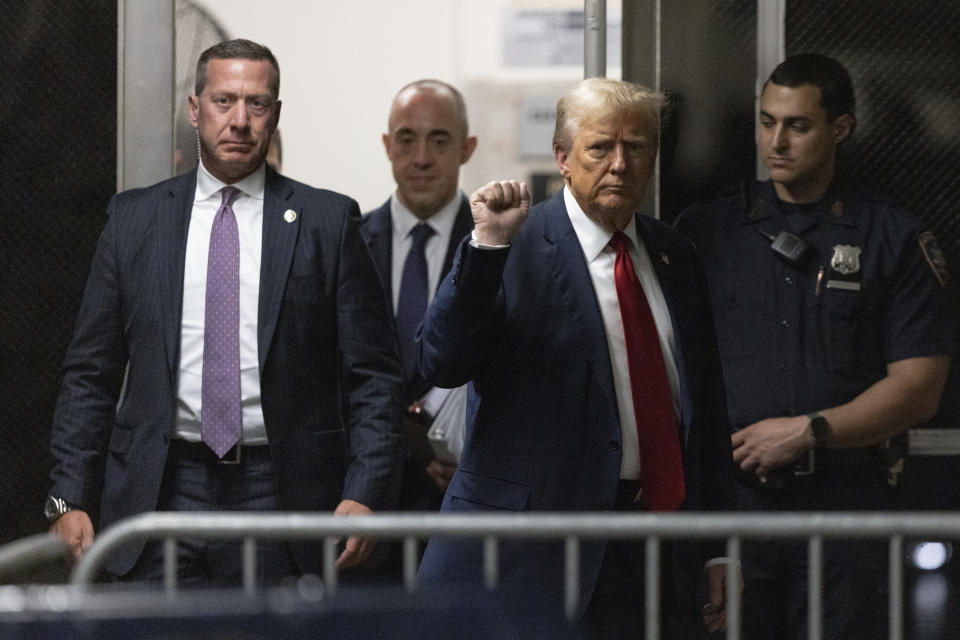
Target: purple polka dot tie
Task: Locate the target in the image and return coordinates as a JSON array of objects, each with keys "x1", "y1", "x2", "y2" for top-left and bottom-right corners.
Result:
[{"x1": 201, "y1": 186, "x2": 242, "y2": 458}]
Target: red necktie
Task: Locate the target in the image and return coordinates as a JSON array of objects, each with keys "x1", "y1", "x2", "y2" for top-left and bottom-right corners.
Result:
[{"x1": 610, "y1": 232, "x2": 686, "y2": 511}]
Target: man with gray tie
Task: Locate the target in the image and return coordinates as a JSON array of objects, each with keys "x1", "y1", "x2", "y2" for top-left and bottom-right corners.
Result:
[{"x1": 46, "y1": 39, "x2": 403, "y2": 584}]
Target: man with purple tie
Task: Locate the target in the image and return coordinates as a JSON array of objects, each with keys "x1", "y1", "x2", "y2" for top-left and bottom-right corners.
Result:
[{"x1": 46, "y1": 39, "x2": 403, "y2": 584}]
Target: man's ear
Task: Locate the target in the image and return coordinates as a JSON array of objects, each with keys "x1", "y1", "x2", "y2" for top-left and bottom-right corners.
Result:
[
  {"x1": 460, "y1": 135, "x2": 478, "y2": 164},
  {"x1": 272, "y1": 100, "x2": 282, "y2": 131},
  {"x1": 833, "y1": 113, "x2": 855, "y2": 144},
  {"x1": 553, "y1": 142, "x2": 570, "y2": 180},
  {"x1": 187, "y1": 95, "x2": 200, "y2": 129}
]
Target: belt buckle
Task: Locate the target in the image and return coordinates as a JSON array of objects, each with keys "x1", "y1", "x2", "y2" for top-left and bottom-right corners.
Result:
[
  {"x1": 218, "y1": 444, "x2": 242, "y2": 465},
  {"x1": 792, "y1": 449, "x2": 815, "y2": 476}
]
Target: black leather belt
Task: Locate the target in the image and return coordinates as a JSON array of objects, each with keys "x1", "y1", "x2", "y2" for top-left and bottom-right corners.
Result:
[{"x1": 168, "y1": 439, "x2": 271, "y2": 465}]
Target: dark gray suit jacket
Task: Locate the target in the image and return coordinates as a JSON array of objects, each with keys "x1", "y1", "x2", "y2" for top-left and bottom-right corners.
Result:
[{"x1": 49, "y1": 167, "x2": 404, "y2": 576}]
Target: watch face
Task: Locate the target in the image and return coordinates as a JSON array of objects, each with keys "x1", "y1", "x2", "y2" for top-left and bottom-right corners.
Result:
[
  {"x1": 811, "y1": 416, "x2": 830, "y2": 445},
  {"x1": 44, "y1": 497, "x2": 57, "y2": 519},
  {"x1": 44, "y1": 496, "x2": 66, "y2": 521}
]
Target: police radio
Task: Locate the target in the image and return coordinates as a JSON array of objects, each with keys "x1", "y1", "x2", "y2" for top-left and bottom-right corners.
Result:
[{"x1": 754, "y1": 227, "x2": 811, "y2": 267}]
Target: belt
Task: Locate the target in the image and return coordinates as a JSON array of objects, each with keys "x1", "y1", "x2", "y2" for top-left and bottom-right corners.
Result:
[
  {"x1": 168, "y1": 439, "x2": 271, "y2": 465},
  {"x1": 738, "y1": 446, "x2": 884, "y2": 491}
]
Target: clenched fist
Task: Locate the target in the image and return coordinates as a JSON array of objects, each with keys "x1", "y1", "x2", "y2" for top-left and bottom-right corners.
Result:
[{"x1": 470, "y1": 180, "x2": 530, "y2": 246}]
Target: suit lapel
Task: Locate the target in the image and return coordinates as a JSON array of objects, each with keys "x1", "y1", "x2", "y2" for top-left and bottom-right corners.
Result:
[
  {"x1": 258, "y1": 169, "x2": 299, "y2": 371},
  {"x1": 363, "y1": 201, "x2": 393, "y2": 298},
  {"x1": 541, "y1": 194, "x2": 619, "y2": 420},
  {"x1": 158, "y1": 172, "x2": 197, "y2": 381}
]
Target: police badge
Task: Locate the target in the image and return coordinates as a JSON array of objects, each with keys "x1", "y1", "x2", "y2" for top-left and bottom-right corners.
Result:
[{"x1": 830, "y1": 245, "x2": 861, "y2": 275}]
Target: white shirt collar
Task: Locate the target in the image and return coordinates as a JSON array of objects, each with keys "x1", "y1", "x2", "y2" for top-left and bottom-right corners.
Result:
[
  {"x1": 563, "y1": 186, "x2": 640, "y2": 262},
  {"x1": 196, "y1": 160, "x2": 266, "y2": 202},
  {"x1": 390, "y1": 190, "x2": 463, "y2": 240}
]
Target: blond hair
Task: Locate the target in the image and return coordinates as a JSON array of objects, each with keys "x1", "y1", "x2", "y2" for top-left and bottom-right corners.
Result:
[{"x1": 552, "y1": 78, "x2": 665, "y2": 151}]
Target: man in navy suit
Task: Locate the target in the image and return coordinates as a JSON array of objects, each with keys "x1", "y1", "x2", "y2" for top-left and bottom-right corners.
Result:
[
  {"x1": 416, "y1": 78, "x2": 735, "y2": 637},
  {"x1": 46, "y1": 39, "x2": 404, "y2": 583},
  {"x1": 362, "y1": 80, "x2": 476, "y2": 512}
]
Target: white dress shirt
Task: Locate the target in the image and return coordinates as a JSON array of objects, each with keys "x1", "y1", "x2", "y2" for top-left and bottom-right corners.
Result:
[
  {"x1": 388, "y1": 191, "x2": 463, "y2": 312},
  {"x1": 563, "y1": 187, "x2": 681, "y2": 480},
  {"x1": 175, "y1": 161, "x2": 267, "y2": 445}
]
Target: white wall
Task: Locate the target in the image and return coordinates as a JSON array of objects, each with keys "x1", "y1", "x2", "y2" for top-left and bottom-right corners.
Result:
[{"x1": 195, "y1": 0, "x2": 617, "y2": 211}]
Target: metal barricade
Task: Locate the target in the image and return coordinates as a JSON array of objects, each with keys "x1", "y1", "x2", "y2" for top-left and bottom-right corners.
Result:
[{"x1": 70, "y1": 511, "x2": 960, "y2": 640}]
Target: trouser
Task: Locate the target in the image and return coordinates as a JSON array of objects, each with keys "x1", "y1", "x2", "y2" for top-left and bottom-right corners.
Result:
[
  {"x1": 122, "y1": 442, "x2": 299, "y2": 586},
  {"x1": 735, "y1": 462, "x2": 892, "y2": 640}
]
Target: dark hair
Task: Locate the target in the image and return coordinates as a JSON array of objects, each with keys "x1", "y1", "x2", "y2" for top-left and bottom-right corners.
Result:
[
  {"x1": 195, "y1": 39, "x2": 280, "y2": 99},
  {"x1": 766, "y1": 53, "x2": 855, "y2": 123}
]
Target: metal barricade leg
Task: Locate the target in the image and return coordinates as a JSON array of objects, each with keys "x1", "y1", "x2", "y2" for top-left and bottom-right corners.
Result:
[
  {"x1": 403, "y1": 536, "x2": 419, "y2": 592},
  {"x1": 163, "y1": 536, "x2": 177, "y2": 597},
  {"x1": 889, "y1": 535, "x2": 903, "y2": 640},
  {"x1": 242, "y1": 536, "x2": 256, "y2": 594},
  {"x1": 564, "y1": 536, "x2": 581, "y2": 621},
  {"x1": 323, "y1": 537, "x2": 338, "y2": 593},
  {"x1": 726, "y1": 536, "x2": 741, "y2": 640},
  {"x1": 808, "y1": 535, "x2": 823, "y2": 640},
  {"x1": 483, "y1": 536, "x2": 499, "y2": 590},
  {"x1": 645, "y1": 536, "x2": 660, "y2": 640}
]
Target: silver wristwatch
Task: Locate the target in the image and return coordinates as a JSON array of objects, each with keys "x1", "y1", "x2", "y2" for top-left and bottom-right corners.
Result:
[{"x1": 44, "y1": 495, "x2": 76, "y2": 523}]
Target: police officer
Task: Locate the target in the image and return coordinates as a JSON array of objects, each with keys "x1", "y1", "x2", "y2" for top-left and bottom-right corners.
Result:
[{"x1": 675, "y1": 53, "x2": 955, "y2": 639}]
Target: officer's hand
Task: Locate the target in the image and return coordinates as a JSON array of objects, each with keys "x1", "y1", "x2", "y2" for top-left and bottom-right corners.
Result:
[
  {"x1": 731, "y1": 415, "x2": 812, "y2": 478},
  {"x1": 49, "y1": 510, "x2": 94, "y2": 562},
  {"x1": 470, "y1": 180, "x2": 530, "y2": 246}
]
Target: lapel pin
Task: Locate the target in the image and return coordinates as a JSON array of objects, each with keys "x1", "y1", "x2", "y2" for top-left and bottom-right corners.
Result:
[
  {"x1": 284, "y1": 209, "x2": 297, "y2": 223},
  {"x1": 661, "y1": 251, "x2": 669, "y2": 265}
]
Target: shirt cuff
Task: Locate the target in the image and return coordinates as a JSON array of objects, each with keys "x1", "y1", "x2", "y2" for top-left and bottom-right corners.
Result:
[
  {"x1": 470, "y1": 230, "x2": 510, "y2": 250},
  {"x1": 704, "y1": 557, "x2": 741, "y2": 569}
]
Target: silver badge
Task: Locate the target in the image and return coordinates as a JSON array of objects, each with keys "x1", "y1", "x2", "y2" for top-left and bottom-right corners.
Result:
[
  {"x1": 283, "y1": 209, "x2": 297, "y2": 223},
  {"x1": 830, "y1": 245, "x2": 861, "y2": 275}
]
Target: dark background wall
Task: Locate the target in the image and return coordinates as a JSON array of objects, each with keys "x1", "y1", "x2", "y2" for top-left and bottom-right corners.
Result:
[
  {"x1": 0, "y1": 2, "x2": 117, "y2": 545},
  {"x1": 626, "y1": 0, "x2": 960, "y2": 271},
  {"x1": 788, "y1": 0, "x2": 960, "y2": 276}
]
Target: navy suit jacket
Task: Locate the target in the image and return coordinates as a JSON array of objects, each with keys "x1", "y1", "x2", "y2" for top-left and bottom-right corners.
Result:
[
  {"x1": 49, "y1": 168, "x2": 404, "y2": 576},
  {"x1": 416, "y1": 191, "x2": 733, "y2": 617},
  {"x1": 360, "y1": 195, "x2": 474, "y2": 402}
]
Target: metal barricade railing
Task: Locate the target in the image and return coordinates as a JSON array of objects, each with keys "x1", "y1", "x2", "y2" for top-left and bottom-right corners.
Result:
[
  {"x1": 0, "y1": 534, "x2": 71, "y2": 585},
  {"x1": 70, "y1": 511, "x2": 960, "y2": 640}
]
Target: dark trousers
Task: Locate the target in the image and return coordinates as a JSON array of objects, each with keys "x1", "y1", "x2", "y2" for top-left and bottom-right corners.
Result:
[
  {"x1": 579, "y1": 481, "x2": 686, "y2": 640},
  {"x1": 122, "y1": 444, "x2": 299, "y2": 586},
  {"x1": 736, "y1": 467, "x2": 891, "y2": 640}
]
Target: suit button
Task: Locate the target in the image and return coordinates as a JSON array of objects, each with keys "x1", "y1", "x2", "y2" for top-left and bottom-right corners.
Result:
[
  {"x1": 162, "y1": 434, "x2": 170, "y2": 444},
  {"x1": 608, "y1": 440, "x2": 620, "y2": 451}
]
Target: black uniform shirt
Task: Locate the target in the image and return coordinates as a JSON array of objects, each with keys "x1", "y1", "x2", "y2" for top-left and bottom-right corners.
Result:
[{"x1": 676, "y1": 181, "x2": 955, "y2": 430}]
